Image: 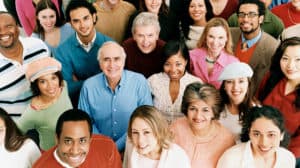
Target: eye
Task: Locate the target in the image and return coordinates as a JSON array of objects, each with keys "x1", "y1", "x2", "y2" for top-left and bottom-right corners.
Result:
[
  {"x1": 188, "y1": 106, "x2": 197, "y2": 112},
  {"x1": 79, "y1": 138, "x2": 88, "y2": 144},
  {"x1": 176, "y1": 63, "x2": 182, "y2": 67},
  {"x1": 281, "y1": 56, "x2": 288, "y2": 61},
  {"x1": 131, "y1": 131, "x2": 139, "y2": 135},
  {"x1": 64, "y1": 139, "x2": 73, "y2": 145},
  {"x1": 225, "y1": 80, "x2": 233, "y2": 84},
  {"x1": 252, "y1": 132, "x2": 260, "y2": 137}
]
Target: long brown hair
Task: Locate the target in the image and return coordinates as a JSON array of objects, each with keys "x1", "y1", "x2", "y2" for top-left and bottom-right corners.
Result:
[{"x1": 0, "y1": 108, "x2": 28, "y2": 151}]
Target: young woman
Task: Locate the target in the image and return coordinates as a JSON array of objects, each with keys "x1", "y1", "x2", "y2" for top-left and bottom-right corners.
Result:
[
  {"x1": 217, "y1": 106, "x2": 296, "y2": 168},
  {"x1": 170, "y1": 82, "x2": 235, "y2": 168},
  {"x1": 258, "y1": 37, "x2": 300, "y2": 167},
  {"x1": 32, "y1": 0, "x2": 74, "y2": 56},
  {"x1": 0, "y1": 108, "x2": 41, "y2": 168},
  {"x1": 189, "y1": 17, "x2": 239, "y2": 89},
  {"x1": 148, "y1": 40, "x2": 202, "y2": 124},
  {"x1": 181, "y1": 0, "x2": 213, "y2": 49},
  {"x1": 17, "y1": 57, "x2": 72, "y2": 151},
  {"x1": 123, "y1": 105, "x2": 191, "y2": 168},
  {"x1": 218, "y1": 62, "x2": 260, "y2": 142}
]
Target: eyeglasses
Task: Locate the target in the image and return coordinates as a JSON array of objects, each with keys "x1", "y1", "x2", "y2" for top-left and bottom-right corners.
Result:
[{"x1": 237, "y1": 12, "x2": 259, "y2": 18}]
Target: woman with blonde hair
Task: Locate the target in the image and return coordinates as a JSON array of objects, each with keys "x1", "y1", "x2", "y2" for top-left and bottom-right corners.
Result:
[
  {"x1": 123, "y1": 105, "x2": 191, "y2": 168},
  {"x1": 189, "y1": 17, "x2": 239, "y2": 89}
]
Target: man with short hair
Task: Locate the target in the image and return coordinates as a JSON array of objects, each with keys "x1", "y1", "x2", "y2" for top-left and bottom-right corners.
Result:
[
  {"x1": 55, "y1": 0, "x2": 112, "y2": 106},
  {"x1": 0, "y1": 11, "x2": 49, "y2": 117},
  {"x1": 122, "y1": 12, "x2": 165, "y2": 78},
  {"x1": 231, "y1": 0, "x2": 279, "y2": 94},
  {"x1": 78, "y1": 41, "x2": 152, "y2": 151},
  {"x1": 33, "y1": 109, "x2": 122, "y2": 168}
]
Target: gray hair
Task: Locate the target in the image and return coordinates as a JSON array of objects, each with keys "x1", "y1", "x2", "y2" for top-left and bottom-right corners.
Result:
[
  {"x1": 97, "y1": 41, "x2": 127, "y2": 61},
  {"x1": 131, "y1": 12, "x2": 161, "y2": 35}
]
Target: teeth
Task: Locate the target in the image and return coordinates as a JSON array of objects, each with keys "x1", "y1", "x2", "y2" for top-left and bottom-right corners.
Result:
[{"x1": 0, "y1": 35, "x2": 10, "y2": 41}]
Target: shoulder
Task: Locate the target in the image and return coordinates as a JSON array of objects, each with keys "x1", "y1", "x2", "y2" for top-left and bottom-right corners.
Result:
[
  {"x1": 83, "y1": 74, "x2": 103, "y2": 87},
  {"x1": 90, "y1": 134, "x2": 119, "y2": 152},
  {"x1": 96, "y1": 32, "x2": 113, "y2": 42},
  {"x1": 189, "y1": 48, "x2": 205, "y2": 57},
  {"x1": 277, "y1": 147, "x2": 296, "y2": 166},
  {"x1": 124, "y1": 70, "x2": 147, "y2": 81},
  {"x1": 20, "y1": 37, "x2": 47, "y2": 49},
  {"x1": 217, "y1": 143, "x2": 245, "y2": 167},
  {"x1": 148, "y1": 72, "x2": 165, "y2": 82}
]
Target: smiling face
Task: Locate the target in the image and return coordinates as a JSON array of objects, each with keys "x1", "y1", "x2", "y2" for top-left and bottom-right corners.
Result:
[
  {"x1": 69, "y1": 7, "x2": 96, "y2": 40},
  {"x1": 189, "y1": 0, "x2": 206, "y2": 23},
  {"x1": 187, "y1": 99, "x2": 214, "y2": 132},
  {"x1": 144, "y1": 0, "x2": 162, "y2": 14},
  {"x1": 206, "y1": 26, "x2": 227, "y2": 57},
  {"x1": 0, "y1": 13, "x2": 20, "y2": 49},
  {"x1": 133, "y1": 25, "x2": 159, "y2": 54},
  {"x1": 56, "y1": 121, "x2": 91, "y2": 167},
  {"x1": 237, "y1": 4, "x2": 263, "y2": 36},
  {"x1": 224, "y1": 77, "x2": 249, "y2": 105},
  {"x1": 249, "y1": 117, "x2": 283, "y2": 159},
  {"x1": 163, "y1": 52, "x2": 187, "y2": 81},
  {"x1": 37, "y1": 8, "x2": 57, "y2": 32},
  {"x1": 131, "y1": 117, "x2": 161, "y2": 159},
  {"x1": 37, "y1": 73, "x2": 61, "y2": 98},
  {"x1": 280, "y1": 45, "x2": 300, "y2": 83}
]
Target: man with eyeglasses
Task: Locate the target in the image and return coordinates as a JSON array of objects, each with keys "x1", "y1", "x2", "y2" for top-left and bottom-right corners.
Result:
[
  {"x1": 231, "y1": 0, "x2": 279, "y2": 95},
  {"x1": 228, "y1": 0, "x2": 284, "y2": 39}
]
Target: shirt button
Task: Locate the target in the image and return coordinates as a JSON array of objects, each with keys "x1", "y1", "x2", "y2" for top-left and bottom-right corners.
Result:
[
  {"x1": 113, "y1": 133, "x2": 117, "y2": 137},
  {"x1": 114, "y1": 121, "x2": 117, "y2": 124},
  {"x1": 113, "y1": 109, "x2": 116, "y2": 112}
]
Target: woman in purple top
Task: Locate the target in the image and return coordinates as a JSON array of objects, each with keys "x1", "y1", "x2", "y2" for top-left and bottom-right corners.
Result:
[{"x1": 189, "y1": 17, "x2": 239, "y2": 89}]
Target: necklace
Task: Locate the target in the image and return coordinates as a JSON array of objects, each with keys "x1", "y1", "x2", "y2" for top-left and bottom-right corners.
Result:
[
  {"x1": 288, "y1": 6, "x2": 300, "y2": 25},
  {"x1": 205, "y1": 56, "x2": 216, "y2": 64}
]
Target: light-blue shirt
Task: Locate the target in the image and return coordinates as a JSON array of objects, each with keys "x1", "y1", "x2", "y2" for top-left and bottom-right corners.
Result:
[
  {"x1": 78, "y1": 70, "x2": 153, "y2": 151},
  {"x1": 242, "y1": 30, "x2": 262, "y2": 48}
]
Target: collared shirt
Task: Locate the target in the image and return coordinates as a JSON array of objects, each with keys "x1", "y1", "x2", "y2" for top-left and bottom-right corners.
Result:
[
  {"x1": 76, "y1": 30, "x2": 97, "y2": 52},
  {"x1": 241, "y1": 30, "x2": 262, "y2": 48},
  {"x1": 0, "y1": 37, "x2": 49, "y2": 117},
  {"x1": 78, "y1": 70, "x2": 153, "y2": 151}
]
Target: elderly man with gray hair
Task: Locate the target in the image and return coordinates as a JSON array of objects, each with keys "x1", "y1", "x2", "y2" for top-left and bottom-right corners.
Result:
[
  {"x1": 122, "y1": 12, "x2": 166, "y2": 78},
  {"x1": 78, "y1": 41, "x2": 153, "y2": 152}
]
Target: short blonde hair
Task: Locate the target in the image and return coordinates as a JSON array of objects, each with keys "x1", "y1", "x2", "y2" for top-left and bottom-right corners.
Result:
[
  {"x1": 197, "y1": 17, "x2": 233, "y2": 55},
  {"x1": 128, "y1": 105, "x2": 172, "y2": 150}
]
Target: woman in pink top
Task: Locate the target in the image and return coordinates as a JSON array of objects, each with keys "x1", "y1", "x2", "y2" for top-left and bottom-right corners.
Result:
[
  {"x1": 189, "y1": 17, "x2": 239, "y2": 89},
  {"x1": 170, "y1": 82, "x2": 235, "y2": 168}
]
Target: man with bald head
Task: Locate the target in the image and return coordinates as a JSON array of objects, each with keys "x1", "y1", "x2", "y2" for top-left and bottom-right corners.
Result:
[
  {"x1": 0, "y1": 11, "x2": 49, "y2": 117},
  {"x1": 78, "y1": 41, "x2": 152, "y2": 152}
]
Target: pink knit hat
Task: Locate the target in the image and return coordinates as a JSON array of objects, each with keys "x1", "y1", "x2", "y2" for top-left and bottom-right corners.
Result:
[{"x1": 26, "y1": 57, "x2": 62, "y2": 82}]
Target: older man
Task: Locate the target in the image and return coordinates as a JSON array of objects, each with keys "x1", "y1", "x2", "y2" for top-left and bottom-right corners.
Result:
[
  {"x1": 78, "y1": 41, "x2": 152, "y2": 151},
  {"x1": 122, "y1": 12, "x2": 165, "y2": 78},
  {"x1": 33, "y1": 109, "x2": 122, "y2": 168},
  {"x1": 0, "y1": 11, "x2": 49, "y2": 117}
]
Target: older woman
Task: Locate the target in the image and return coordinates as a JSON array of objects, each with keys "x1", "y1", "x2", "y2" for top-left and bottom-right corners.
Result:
[
  {"x1": 0, "y1": 108, "x2": 41, "y2": 168},
  {"x1": 217, "y1": 106, "x2": 296, "y2": 168},
  {"x1": 17, "y1": 57, "x2": 72, "y2": 151},
  {"x1": 218, "y1": 62, "x2": 260, "y2": 142},
  {"x1": 123, "y1": 105, "x2": 191, "y2": 168},
  {"x1": 32, "y1": 0, "x2": 74, "y2": 56},
  {"x1": 170, "y1": 82, "x2": 235, "y2": 168},
  {"x1": 258, "y1": 37, "x2": 300, "y2": 167},
  {"x1": 181, "y1": 0, "x2": 213, "y2": 49},
  {"x1": 189, "y1": 17, "x2": 239, "y2": 89},
  {"x1": 148, "y1": 40, "x2": 202, "y2": 124}
]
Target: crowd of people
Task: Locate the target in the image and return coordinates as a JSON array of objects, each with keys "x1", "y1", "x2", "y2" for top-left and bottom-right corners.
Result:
[{"x1": 0, "y1": 0, "x2": 299, "y2": 167}]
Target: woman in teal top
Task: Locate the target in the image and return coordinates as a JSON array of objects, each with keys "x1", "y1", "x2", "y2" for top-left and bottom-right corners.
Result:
[{"x1": 17, "y1": 57, "x2": 72, "y2": 150}]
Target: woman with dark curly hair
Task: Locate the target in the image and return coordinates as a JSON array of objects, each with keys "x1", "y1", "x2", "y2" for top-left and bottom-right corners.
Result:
[
  {"x1": 0, "y1": 108, "x2": 41, "y2": 168},
  {"x1": 217, "y1": 106, "x2": 295, "y2": 168},
  {"x1": 258, "y1": 37, "x2": 300, "y2": 167},
  {"x1": 17, "y1": 57, "x2": 72, "y2": 151}
]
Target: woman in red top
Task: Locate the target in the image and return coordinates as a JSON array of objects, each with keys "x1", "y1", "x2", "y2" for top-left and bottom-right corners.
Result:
[{"x1": 258, "y1": 37, "x2": 300, "y2": 167}]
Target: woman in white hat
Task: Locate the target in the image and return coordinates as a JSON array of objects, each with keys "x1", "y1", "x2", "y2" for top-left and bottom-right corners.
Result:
[
  {"x1": 218, "y1": 62, "x2": 260, "y2": 143},
  {"x1": 17, "y1": 57, "x2": 72, "y2": 151}
]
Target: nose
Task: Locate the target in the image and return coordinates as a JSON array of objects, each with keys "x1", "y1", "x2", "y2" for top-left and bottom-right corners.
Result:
[
  {"x1": 70, "y1": 142, "x2": 80, "y2": 155},
  {"x1": 137, "y1": 134, "x2": 146, "y2": 146},
  {"x1": 152, "y1": 0, "x2": 158, "y2": 4},
  {"x1": 287, "y1": 59, "x2": 296, "y2": 69},
  {"x1": 232, "y1": 81, "x2": 239, "y2": 90},
  {"x1": 259, "y1": 135, "x2": 268, "y2": 147}
]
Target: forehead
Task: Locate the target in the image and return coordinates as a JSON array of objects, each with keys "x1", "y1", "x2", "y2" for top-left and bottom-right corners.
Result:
[
  {"x1": 190, "y1": 0, "x2": 205, "y2": 4},
  {"x1": 70, "y1": 7, "x2": 91, "y2": 20},
  {"x1": 134, "y1": 25, "x2": 158, "y2": 34},
  {"x1": 60, "y1": 121, "x2": 90, "y2": 138},
  {"x1": 100, "y1": 44, "x2": 123, "y2": 59},
  {"x1": 207, "y1": 26, "x2": 227, "y2": 35},
  {"x1": 0, "y1": 118, "x2": 4, "y2": 127},
  {"x1": 283, "y1": 45, "x2": 300, "y2": 57},
  {"x1": 38, "y1": 8, "x2": 56, "y2": 15},
  {"x1": 239, "y1": 3, "x2": 259, "y2": 12},
  {"x1": 132, "y1": 117, "x2": 152, "y2": 130},
  {"x1": 250, "y1": 117, "x2": 280, "y2": 132},
  {"x1": 0, "y1": 13, "x2": 17, "y2": 25}
]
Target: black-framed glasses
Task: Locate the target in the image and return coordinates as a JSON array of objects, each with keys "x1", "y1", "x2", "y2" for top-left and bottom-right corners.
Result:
[{"x1": 237, "y1": 12, "x2": 259, "y2": 18}]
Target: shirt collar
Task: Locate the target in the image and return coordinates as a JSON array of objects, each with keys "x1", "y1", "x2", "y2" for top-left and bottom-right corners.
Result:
[
  {"x1": 76, "y1": 30, "x2": 97, "y2": 51},
  {"x1": 242, "y1": 30, "x2": 262, "y2": 48}
]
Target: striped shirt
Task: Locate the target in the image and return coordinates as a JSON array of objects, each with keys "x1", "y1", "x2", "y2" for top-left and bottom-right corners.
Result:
[{"x1": 0, "y1": 37, "x2": 49, "y2": 117}]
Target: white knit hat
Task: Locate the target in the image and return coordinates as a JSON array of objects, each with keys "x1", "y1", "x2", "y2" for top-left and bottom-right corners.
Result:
[{"x1": 218, "y1": 62, "x2": 253, "y2": 81}]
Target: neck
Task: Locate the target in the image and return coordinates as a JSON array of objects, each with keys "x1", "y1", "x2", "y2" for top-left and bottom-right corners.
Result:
[
  {"x1": 44, "y1": 26, "x2": 57, "y2": 34},
  {"x1": 227, "y1": 103, "x2": 239, "y2": 115},
  {"x1": 207, "y1": 50, "x2": 220, "y2": 60},
  {"x1": 0, "y1": 41, "x2": 23, "y2": 63},
  {"x1": 192, "y1": 121, "x2": 215, "y2": 137},
  {"x1": 103, "y1": 0, "x2": 116, "y2": 10},
  {"x1": 107, "y1": 77, "x2": 121, "y2": 91},
  {"x1": 78, "y1": 29, "x2": 95, "y2": 45},
  {"x1": 194, "y1": 19, "x2": 207, "y2": 27}
]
